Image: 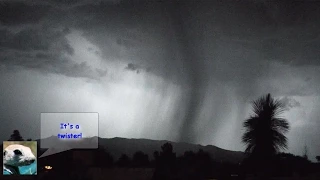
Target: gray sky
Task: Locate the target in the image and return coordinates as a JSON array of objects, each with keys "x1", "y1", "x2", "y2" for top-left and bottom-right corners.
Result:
[{"x1": 0, "y1": 0, "x2": 320, "y2": 161}]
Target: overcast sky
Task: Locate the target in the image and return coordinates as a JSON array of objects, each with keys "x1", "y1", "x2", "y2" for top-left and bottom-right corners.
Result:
[{"x1": 0, "y1": 0, "x2": 320, "y2": 161}]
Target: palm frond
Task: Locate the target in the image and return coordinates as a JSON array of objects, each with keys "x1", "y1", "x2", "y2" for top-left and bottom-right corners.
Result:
[{"x1": 271, "y1": 117, "x2": 290, "y2": 133}]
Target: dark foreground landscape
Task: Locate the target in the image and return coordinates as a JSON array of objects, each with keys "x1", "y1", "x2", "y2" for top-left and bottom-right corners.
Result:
[{"x1": 2, "y1": 135, "x2": 320, "y2": 180}]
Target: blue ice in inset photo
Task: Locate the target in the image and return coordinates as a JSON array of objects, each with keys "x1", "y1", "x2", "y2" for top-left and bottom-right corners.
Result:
[
  {"x1": 19, "y1": 161, "x2": 37, "y2": 175},
  {"x1": 3, "y1": 161, "x2": 37, "y2": 175}
]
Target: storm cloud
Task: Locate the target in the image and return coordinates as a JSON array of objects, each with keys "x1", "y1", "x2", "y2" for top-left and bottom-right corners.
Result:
[
  {"x1": 0, "y1": 21, "x2": 107, "y2": 80},
  {"x1": 0, "y1": 0, "x2": 320, "y2": 161}
]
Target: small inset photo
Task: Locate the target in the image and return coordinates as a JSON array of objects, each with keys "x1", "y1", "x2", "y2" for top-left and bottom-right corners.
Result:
[{"x1": 3, "y1": 141, "x2": 37, "y2": 175}]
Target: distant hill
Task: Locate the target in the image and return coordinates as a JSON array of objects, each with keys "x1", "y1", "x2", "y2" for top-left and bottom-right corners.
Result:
[{"x1": 36, "y1": 136, "x2": 245, "y2": 164}]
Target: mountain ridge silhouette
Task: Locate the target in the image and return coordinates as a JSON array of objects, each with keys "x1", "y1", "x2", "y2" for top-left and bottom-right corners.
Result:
[{"x1": 35, "y1": 136, "x2": 245, "y2": 164}]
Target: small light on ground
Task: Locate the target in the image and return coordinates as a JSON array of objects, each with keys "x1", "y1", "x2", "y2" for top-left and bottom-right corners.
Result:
[{"x1": 44, "y1": 166, "x2": 53, "y2": 170}]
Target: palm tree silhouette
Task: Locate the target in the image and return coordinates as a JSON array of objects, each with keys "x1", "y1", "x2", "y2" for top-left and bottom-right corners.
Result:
[{"x1": 242, "y1": 93, "x2": 290, "y2": 174}]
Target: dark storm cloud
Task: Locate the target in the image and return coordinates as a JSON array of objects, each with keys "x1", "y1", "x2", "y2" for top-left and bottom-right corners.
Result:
[
  {"x1": 45, "y1": 0, "x2": 122, "y2": 7},
  {"x1": 0, "y1": 1, "x2": 51, "y2": 26},
  {"x1": 0, "y1": 27, "x2": 73, "y2": 54},
  {"x1": 0, "y1": 26, "x2": 107, "y2": 80},
  {"x1": 47, "y1": 0, "x2": 85, "y2": 5},
  {"x1": 69, "y1": 0, "x2": 189, "y2": 86},
  {"x1": 202, "y1": 0, "x2": 320, "y2": 67},
  {"x1": 257, "y1": 0, "x2": 315, "y2": 26},
  {"x1": 124, "y1": 63, "x2": 148, "y2": 73},
  {"x1": 258, "y1": 27, "x2": 320, "y2": 66},
  {"x1": 125, "y1": 63, "x2": 139, "y2": 71},
  {"x1": 0, "y1": 0, "x2": 107, "y2": 80},
  {"x1": 116, "y1": 38, "x2": 136, "y2": 49},
  {"x1": 1, "y1": 50, "x2": 107, "y2": 80}
]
